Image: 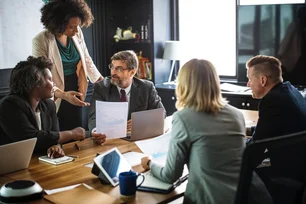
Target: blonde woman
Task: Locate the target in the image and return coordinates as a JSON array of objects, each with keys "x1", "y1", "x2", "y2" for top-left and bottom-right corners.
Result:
[{"x1": 141, "y1": 59, "x2": 246, "y2": 203}]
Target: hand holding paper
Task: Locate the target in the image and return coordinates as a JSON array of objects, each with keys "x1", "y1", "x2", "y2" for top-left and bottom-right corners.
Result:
[
  {"x1": 127, "y1": 119, "x2": 132, "y2": 134},
  {"x1": 91, "y1": 131, "x2": 106, "y2": 145}
]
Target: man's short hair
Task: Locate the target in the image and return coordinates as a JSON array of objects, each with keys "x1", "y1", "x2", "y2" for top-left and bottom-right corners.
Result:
[
  {"x1": 111, "y1": 50, "x2": 138, "y2": 70},
  {"x1": 246, "y1": 55, "x2": 283, "y2": 83}
]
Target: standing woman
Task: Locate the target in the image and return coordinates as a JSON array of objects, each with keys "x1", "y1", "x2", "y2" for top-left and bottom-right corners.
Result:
[{"x1": 32, "y1": 0, "x2": 103, "y2": 131}]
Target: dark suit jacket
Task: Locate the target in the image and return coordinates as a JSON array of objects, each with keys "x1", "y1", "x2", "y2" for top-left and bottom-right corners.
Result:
[
  {"x1": 251, "y1": 82, "x2": 306, "y2": 181},
  {"x1": 88, "y1": 77, "x2": 165, "y2": 132},
  {"x1": 0, "y1": 94, "x2": 60, "y2": 153}
]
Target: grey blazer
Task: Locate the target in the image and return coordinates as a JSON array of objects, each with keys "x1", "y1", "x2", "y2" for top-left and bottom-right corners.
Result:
[
  {"x1": 150, "y1": 104, "x2": 246, "y2": 204},
  {"x1": 88, "y1": 77, "x2": 165, "y2": 132}
]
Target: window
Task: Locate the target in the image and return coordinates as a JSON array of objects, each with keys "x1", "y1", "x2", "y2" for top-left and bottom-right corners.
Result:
[
  {"x1": 239, "y1": 0, "x2": 304, "y2": 5},
  {"x1": 179, "y1": 0, "x2": 236, "y2": 77},
  {"x1": 178, "y1": 0, "x2": 304, "y2": 78},
  {"x1": 237, "y1": 3, "x2": 304, "y2": 84}
]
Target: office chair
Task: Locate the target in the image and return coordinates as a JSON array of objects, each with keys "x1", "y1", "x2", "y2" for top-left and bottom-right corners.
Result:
[{"x1": 234, "y1": 130, "x2": 306, "y2": 204}]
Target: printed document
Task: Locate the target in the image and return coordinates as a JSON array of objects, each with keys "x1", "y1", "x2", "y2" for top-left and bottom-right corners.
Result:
[
  {"x1": 135, "y1": 131, "x2": 172, "y2": 165},
  {"x1": 122, "y1": 151, "x2": 145, "y2": 167},
  {"x1": 96, "y1": 101, "x2": 128, "y2": 139}
]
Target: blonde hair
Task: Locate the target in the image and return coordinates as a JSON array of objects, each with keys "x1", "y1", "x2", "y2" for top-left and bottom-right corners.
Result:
[{"x1": 175, "y1": 59, "x2": 227, "y2": 113}]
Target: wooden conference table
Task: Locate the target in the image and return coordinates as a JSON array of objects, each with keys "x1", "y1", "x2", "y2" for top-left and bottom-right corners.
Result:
[{"x1": 0, "y1": 110, "x2": 258, "y2": 204}]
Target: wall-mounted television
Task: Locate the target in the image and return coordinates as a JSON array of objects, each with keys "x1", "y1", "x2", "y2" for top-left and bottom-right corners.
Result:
[{"x1": 237, "y1": 3, "x2": 306, "y2": 86}]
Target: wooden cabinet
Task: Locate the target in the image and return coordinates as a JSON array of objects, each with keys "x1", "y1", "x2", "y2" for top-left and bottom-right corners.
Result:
[
  {"x1": 222, "y1": 92, "x2": 259, "y2": 110},
  {"x1": 102, "y1": 0, "x2": 171, "y2": 84}
]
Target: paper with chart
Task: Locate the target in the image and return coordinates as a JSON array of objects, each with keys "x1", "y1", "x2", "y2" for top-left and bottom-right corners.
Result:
[
  {"x1": 122, "y1": 152, "x2": 146, "y2": 167},
  {"x1": 96, "y1": 101, "x2": 128, "y2": 139},
  {"x1": 135, "y1": 130, "x2": 172, "y2": 165}
]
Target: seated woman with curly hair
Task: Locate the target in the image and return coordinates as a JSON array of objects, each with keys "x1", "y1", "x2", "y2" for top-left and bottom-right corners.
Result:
[{"x1": 0, "y1": 56, "x2": 93, "y2": 158}]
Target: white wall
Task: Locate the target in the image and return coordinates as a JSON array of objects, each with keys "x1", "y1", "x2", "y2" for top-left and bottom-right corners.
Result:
[
  {"x1": 179, "y1": 0, "x2": 236, "y2": 76},
  {"x1": 0, "y1": 0, "x2": 44, "y2": 69}
]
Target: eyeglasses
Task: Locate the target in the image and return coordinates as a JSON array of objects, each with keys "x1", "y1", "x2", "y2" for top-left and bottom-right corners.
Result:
[{"x1": 108, "y1": 64, "x2": 130, "y2": 73}]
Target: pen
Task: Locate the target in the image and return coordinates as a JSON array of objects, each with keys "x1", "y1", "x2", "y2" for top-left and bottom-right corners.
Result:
[
  {"x1": 67, "y1": 155, "x2": 79, "y2": 158},
  {"x1": 173, "y1": 174, "x2": 189, "y2": 188},
  {"x1": 74, "y1": 143, "x2": 81, "y2": 150}
]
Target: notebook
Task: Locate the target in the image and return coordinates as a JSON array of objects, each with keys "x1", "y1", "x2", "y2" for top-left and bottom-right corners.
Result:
[
  {"x1": 124, "y1": 108, "x2": 165, "y2": 141},
  {"x1": 0, "y1": 138, "x2": 37, "y2": 175},
  {"x1": 38, "y1": 156, "x2": 74, "y2": 165},
  {"x1": 138, "y1": 170, "x2": 189, "y2": 194},
  {"x1": 92, "y1": 147, "x2": 188, "y2": 194}
]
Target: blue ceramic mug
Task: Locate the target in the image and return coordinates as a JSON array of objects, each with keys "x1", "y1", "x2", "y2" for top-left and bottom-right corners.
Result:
[{"x1": 119, "y1": 171, "x2": 145, "y2": 197}]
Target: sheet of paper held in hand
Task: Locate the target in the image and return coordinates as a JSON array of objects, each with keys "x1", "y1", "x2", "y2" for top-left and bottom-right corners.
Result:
[{"x1": 96, "y1": 101, "x2": 128, "y2": 139}]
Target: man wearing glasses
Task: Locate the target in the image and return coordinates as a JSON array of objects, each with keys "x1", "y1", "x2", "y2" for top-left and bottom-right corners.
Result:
[{"x1": 88, "y1": 50, "x2": 165, "y2": 144}]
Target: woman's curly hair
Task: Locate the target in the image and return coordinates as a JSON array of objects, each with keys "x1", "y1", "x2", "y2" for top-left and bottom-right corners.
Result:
[
  {"x1": 41, "y1": 0, "x2": 94, "y2": 34},
  {"x1": 10, "y1": 56, "x2": 53, "y2": 97}
]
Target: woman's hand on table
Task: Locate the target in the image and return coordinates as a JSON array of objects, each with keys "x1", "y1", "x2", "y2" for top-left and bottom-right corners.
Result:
[
  {"x1": 141, "y1": 156, "x2": 151, "y2": 170},
  {"x1": 47, "y1": 145, "x2": 65, "y2": 158}
]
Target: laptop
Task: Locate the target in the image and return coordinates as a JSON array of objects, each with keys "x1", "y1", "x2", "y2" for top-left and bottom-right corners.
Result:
[
  {"x1": 0, "y1": 138, "x2": 37, "y2": 175},
  {"x1": 92, "y1": 147, "x2": 188, "y2": 193},
  {"x1": 124, "y1": 108, "x2": 165, "y2": 141}
]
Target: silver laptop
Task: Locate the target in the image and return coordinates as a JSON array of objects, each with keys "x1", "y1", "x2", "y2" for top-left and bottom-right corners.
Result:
[
  {"x1": 0, "y1": 138, "x2": 37, "y2": 175},
  {"x1": 125, "y1": 108, "x2": 164, "y2": 141}
]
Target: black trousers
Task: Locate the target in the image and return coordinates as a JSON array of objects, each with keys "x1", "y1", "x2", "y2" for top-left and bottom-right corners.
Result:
[{"x1": 57, "y1": 73, "x2": 83, "y2": 131}]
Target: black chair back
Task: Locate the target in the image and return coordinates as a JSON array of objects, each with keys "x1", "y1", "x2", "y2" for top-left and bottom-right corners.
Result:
[{"x1": 234, "y1": 130, "x2": 306, "y2": 204}]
